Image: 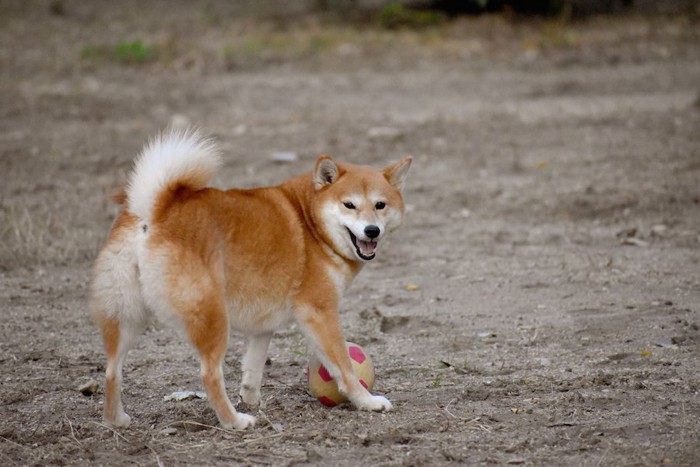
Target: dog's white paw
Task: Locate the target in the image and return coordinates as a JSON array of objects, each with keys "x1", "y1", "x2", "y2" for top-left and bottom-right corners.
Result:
[
  {"x1": 239, "y1": 386, "x2": 261, "y2": 407},
  {"x1": 355, "y1": 394, "x2": 393, "y2": 412},
  {"x1": 105, "y1": 412, "x2": 131, "y2": 428},
  {"x1": 228, "y1": 413, "x2": 256, "y2": 430}
]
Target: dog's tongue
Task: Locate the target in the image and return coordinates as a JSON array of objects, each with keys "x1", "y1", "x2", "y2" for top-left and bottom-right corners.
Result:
[{"x1": 357, "y1": 239, "x2": 377, "y2": 255}]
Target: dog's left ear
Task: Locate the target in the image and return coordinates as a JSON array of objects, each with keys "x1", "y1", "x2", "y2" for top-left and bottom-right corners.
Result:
[
  {"x1": 314, "y1": 155, "x2": 339, "y2": 190},
  {"x1": 383, "y1": 156, "x2": 412, "y2": 191}
]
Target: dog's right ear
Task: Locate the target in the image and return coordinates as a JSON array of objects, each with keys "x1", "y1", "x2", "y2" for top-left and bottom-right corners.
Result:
[
  {"x1": 313, "y1": 155, "x2": 338, "y2": 190},
  {"x1": 383, "y1": 156, "x2": 412, "y2": 192}
]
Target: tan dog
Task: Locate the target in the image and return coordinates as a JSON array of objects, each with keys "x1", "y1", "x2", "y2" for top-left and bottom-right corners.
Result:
[{"x1": 90, "y1": 129, "x2": 411, "y2": 429}]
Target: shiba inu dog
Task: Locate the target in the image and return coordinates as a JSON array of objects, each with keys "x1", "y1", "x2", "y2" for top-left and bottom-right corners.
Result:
[{"x1": 90, "y1": 129, "x2": 411, "y2": 430}]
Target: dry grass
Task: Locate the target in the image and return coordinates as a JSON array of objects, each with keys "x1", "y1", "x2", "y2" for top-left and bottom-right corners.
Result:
[
  {"x1": 0, "y1": 191, "x2": 108, "y2": 271},
  {"x1": 71, "y1": 11, "x2": 596, "y2": 72},
  {"x1": 1, "y1": 6, "x2": 695, "y2": 272}
]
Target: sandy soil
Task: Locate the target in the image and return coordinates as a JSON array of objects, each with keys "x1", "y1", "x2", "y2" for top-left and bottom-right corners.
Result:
[{"x1": 1, "y1": 1, "x2": 699, "y2": 465}]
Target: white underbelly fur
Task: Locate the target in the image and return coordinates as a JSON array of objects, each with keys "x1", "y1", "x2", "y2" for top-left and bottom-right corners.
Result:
[{"x1": 226, "y1": 297, "x2": 294, "y2": 334}]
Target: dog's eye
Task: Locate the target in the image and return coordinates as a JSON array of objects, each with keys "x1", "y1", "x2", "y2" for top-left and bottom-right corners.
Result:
[
  {"x1": 343, "y1": 202, "x2": 356, "y2": 210},
  {"x1": 375, "y1": 202, "x2": 386, "y2": 210}
]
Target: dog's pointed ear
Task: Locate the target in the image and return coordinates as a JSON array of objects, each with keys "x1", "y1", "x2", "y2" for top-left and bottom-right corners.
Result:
[
  {"x1": 313, "y1": 155, "x2": 339, "y2": 190},
  {"x1": 383, "y1": 156, "x2": 412, "y2": 191}
]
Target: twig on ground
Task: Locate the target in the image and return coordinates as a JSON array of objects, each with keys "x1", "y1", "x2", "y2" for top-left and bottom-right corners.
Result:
[
  {"x1": 64, "y1": 415, "x2": 82, "y2": 448},
  {"x1": 257, "y1": 410, "x2": 282, "y2": 432},
  {"x1": 146, "y1": 444, "x2": 165, "y2": 467},
  {"x1": 0, "y1": 436, "x2": 28, "y2": 450},
  {"x1": 240, "y1": 432, "x2": 287, "y2": 445},
  {"x1": 595, "y1": 447, "x2": 611, "y2": 467},
  {"x1": 0, "y1": 450, "x2": 21, "y2": 467},
  {"x1": 89, "y1": 421, "x2": 129, "y2": 446},
  {"x1": 464, "y1": 417, "x2": 492, "y2": 433},
  {"x1": 441, "y1": 400, "x2": 460, "y2": 420},
  {"x1": 161, "y1": 419, "x2": 236, "y2": 435}
]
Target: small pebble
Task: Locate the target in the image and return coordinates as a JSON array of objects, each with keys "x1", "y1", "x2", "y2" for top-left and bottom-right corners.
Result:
[
  {"x1": 270, "y1": 151, "x2": 298, "y2": 163},
  {"x1": 367, "y1": 127, "x2": 403, "y2": 140},
  {"x1": 78, "y1": 379, "x2": 99, "y2": 396},
  {"x1": 621, "y1": 237, "x2": 648, "y2": 247},
  {"x1": 650, "y1": 224, "x2": 668, "y2": 237}
]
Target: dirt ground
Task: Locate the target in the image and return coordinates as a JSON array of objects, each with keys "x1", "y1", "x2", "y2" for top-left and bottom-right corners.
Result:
[{"x1": 1, "y1": 1, "x2": 700, "y2": 466}]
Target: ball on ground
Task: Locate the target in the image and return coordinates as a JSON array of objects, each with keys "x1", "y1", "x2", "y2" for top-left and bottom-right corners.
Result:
[{"x1": 307, "y1": 342, "x2": 375, "y2": 407}]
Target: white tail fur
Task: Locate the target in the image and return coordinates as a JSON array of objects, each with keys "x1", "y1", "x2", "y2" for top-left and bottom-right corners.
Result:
[{"x1": 126, "y1": 129, "x2": 221, "y2": 224}]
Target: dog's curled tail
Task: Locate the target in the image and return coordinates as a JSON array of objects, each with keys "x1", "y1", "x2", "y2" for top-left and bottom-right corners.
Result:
[{"x1": 126, "y1": 128, "x2": 221, "y2": 225}]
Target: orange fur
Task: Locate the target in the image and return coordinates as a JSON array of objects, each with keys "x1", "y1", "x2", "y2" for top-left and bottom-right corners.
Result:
[
  {"x1": 98, "y1": 315, "x2": 122, "y2": 424},
  {"x1": 90, "y1": 131, "x2": 411, "y2": 429}
]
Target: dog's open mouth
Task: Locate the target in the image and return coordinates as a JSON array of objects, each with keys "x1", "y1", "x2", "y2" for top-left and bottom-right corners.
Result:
[{"x1": 347, "y1": 229, "x2": 377, "y2": 261}]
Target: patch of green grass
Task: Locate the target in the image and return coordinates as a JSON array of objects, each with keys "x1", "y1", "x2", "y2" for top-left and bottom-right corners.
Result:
[
  {"x1": 80, "y1": 39, "x2": 156, "y2": 64},
  {"x1": 239, "y1": 37, "x2": 266, "y2": 58},
  {"x1": 378, "y1": 3, "x2": 445, "y2": 30},
  {"x1": 537, "y1": 3, "x2": 579, "y2": 48},
  {"x1": 222, "y1": 25, "x2": 350, "y2": 65},
  {"x1": 538, "y1": 23, "x2": 578, "y2": 48},
  {"x1": 79, "y1": 44, "x2": 103, "y2": 60},
  {"x1": 113, "y1": 39, "x2": 155, "y2": 63}
]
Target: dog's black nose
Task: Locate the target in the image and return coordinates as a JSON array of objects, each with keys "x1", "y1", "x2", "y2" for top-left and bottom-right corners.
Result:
[{"x1": 364, "y1": 225, "x2": 380, "y2": 239}]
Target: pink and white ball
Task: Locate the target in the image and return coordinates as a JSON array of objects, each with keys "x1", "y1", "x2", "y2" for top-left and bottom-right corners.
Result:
[{"x1": 307, "y1": 342, "x2": 375, "y2": 407}]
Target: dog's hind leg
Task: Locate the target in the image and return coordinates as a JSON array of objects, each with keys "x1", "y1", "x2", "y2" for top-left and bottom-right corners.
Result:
[
  {"x1": 90, "y1": 215, "x2": 147, "y2": 428},
  {"x1": 182, "y1": 295, "x2": 256, "y2": 430},
  {"x1": 97, "y1": 314, "x2": 142, "y2": 427},
  {"x1": 239, "y1": 332, "x2": 272, "y2": 407}
]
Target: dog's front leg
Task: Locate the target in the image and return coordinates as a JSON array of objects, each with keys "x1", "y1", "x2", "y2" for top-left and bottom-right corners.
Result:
[
  {"x1": 295, "y1": 304, "x2": 392, "y2": 412},
  {"x1": 240, "y1": 332, "x2": 272, "y2": 407}
]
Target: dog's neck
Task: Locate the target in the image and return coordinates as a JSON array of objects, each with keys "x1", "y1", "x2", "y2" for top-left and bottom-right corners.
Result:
[{"x1": 280, "y1": 173, "x2": 363, "y2": 279}]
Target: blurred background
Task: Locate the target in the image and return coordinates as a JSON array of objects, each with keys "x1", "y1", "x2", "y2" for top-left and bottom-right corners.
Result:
[{"x1": 1, "y1": 2, "x2": 699, "y2": 465}]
